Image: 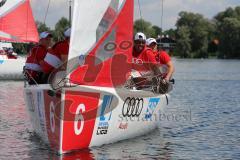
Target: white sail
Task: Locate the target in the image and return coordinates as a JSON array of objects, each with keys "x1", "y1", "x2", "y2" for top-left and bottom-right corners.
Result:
[
  {"x1": 68, "y1": 0, "x2": 111, "y2": 61},
  {"x1": 68, "y1": 0, "x2": 126, "y2": 61}
]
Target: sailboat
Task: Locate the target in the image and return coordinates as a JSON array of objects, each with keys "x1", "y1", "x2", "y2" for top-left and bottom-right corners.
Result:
[
  {"x1": 0, "y1": 0, "x2": 39, "y2": 79},
  {"x1": 24, "y1": 0, "x2": 171, "y2": 154}
]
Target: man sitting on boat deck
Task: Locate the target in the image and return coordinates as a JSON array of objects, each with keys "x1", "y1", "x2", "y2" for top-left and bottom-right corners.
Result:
[
  {"x1": 131, "y1": 32, "x2": 163, "y2": 90},
  {"x1": 24, "y1": 31, "x2": 53, "y2": 85},
  {"x1": 146, "y1": 37, "x2": 175, "y2": 81},
  {"x1": 40, "y1": 28, "x2": 71, "y2": 83},
  {"x1": 41, "y1": 28, "x2": 71, "y2": 73}
]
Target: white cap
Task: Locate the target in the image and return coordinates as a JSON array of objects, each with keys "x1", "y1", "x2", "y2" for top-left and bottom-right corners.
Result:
[
  {"x1": 134, "y1": 32, "x2": 146, "y2": 41},
  {"x1": 146, "y1": 38, "x2": 157, "y2": 46},
  {"x1": 39, "y1": 31, "x2": 52, "y2": 39},
  {"x1": 64, "y1": 28, "x2": 71, "y2": 37}
]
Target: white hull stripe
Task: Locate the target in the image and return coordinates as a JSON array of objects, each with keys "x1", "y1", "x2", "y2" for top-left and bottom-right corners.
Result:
[
  {"x1": 44, "y1": 53, "x2": 62, "y2": 68},
  {"x1": 25, "y1": 63, "x2": 42, "y2": 71}
]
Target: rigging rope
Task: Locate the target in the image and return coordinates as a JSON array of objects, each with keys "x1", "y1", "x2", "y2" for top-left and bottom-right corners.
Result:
[
  {"x1": 158, "y1": 0, "x2": 164, "y2": 52},
  {"x1": 137, "y1": 0, "x2": 144, "y2": 32},
  {"x1": 160, "y1": 0, "x2": 164, "y2": 32},
  {"x1": 43, "y1": 0, "x2": 51, "y2": 25},
  {"x1": 137, "y1": 0, "x2": 164, "y2": 37}
]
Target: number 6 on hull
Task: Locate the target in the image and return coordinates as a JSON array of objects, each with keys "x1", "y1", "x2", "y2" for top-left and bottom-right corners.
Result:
[{"x1": 74, "y1": 104, "x2": 85, "y2": 135}]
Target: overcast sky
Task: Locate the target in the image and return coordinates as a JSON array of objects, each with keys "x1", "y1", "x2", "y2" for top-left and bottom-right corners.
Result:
[{"x1": 30, "y1": 0, "x2": 240, "y2": 31}]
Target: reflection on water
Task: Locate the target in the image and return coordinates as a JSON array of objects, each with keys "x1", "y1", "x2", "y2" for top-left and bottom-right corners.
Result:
[
  {"x1": 0, "y1": 59, "x2": 240, "y2": 159},
  {"x1": 7, "y1": 126, "x2": 172, "y2": 160}
]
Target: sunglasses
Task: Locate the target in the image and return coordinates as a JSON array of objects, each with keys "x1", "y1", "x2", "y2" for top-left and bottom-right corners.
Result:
[{"x1": 134, "y1": 40, "x2": 146, "y2": 45}]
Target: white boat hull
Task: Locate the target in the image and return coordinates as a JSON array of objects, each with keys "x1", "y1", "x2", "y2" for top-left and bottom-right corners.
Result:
[
  {"x1": 24, "y1": 84, "x2": 169, "y2": 154},
  {"x1": 0, "y1": 58, "x2": 25, "y2": 80}
]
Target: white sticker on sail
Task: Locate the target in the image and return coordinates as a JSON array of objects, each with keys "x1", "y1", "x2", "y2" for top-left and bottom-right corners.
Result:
[{"x1": 0, "y1": 0, "x2": 25, "y2": 18}]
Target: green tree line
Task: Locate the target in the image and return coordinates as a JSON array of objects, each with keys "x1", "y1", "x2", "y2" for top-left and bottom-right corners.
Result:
[
  {"x1": 13, "y1": 6, "x2": 240, "y2": 59},
  {"x1": 134, "y1": 6, "x2": 240, "y2": 59}
]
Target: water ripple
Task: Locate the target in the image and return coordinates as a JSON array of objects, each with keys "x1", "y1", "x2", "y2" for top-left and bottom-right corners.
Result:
[{"x1": 0, "y1": 59, "x2": 240, "y2": 159}]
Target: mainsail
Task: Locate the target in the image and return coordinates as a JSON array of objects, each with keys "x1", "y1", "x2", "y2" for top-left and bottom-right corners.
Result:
[
  {"x1": 67, "y1": 0, "x2": 133, "y2": 87},
  {"x1": 0, "y1": 0, "x2": 39, "y2": 43}
]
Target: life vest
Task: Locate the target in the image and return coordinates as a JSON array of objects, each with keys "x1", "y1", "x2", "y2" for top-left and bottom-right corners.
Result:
[
  {"x1": 155, "y1": 50, "x2": 171, "y2": 65},
  {"x1": 132, "y1": 46, "x2": 158, "y2": 78}
]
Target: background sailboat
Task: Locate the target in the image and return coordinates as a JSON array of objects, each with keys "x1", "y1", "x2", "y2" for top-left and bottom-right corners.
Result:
[{"x1": 0, "y1": 0, "x2": 39, "y2": 79}]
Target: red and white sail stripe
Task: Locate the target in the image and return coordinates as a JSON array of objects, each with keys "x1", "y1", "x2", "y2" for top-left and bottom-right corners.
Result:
[{"x1": 68, "y1": 0, "x2": 133, "y2": 87}]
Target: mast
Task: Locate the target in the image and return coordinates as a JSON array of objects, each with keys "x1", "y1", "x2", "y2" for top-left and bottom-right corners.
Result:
[
  {"x1": 69, "y1": 0, "x2": 72, "y2": 26},
  {"x1": 161, "y1": 0, "x2": 164, "y2": 32},
  {"x1": 158, "y1": 0, "x2": 164, "y2": 49}
]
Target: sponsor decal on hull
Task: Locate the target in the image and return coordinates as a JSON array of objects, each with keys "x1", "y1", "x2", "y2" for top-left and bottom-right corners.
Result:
[
  {"x1": 145, "y1": 98, "x2": 160, "y2": 120},
  {"x1": 119, "y1": 97, "x2": 144, "y2": 129},
  {"x1": 96, "y1": 95, "x2": 113, "y2": 135},
  {"x1": 118, "y1": 122, "x2": 128, "y2": 129},
  {"x1": 122, "y1": 97, "x2": 144, "y2": 117},
  {"x1": 0, "y1": 59, "x2": 5, "y2": 64}
]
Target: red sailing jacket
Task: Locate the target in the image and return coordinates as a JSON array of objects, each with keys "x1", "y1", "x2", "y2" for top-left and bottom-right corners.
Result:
[
  {"x1": 154, "y1": 50, "x2": 171, "y2": 78},
  {"x1": 132, "y1": 46, "x2": 158, "y2": 73},
  {"x1": 25, "y1": 45, "x2": 48, "y2": 72},
  {"x1": 24, "y1": 45, "x2": 48, "y2": 81},
  {"x1": 155, "y1": 50, "x2": 171, "y2": 65},
  {"x1": 41, "y1": 39, "x2": 69, "y2": 74}
]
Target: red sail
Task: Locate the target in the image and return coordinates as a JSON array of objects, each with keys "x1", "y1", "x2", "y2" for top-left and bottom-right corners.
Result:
[
  {"x1": 69, "y1": 0, "x2": 134, "y2": 87},
  {"x1": 0, "y1": 0, "x2": 39, "y2": 43}
]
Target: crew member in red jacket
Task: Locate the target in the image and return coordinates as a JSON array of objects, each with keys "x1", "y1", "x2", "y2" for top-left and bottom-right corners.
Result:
[
  {"x1": 24, "y1": 31, "x2": 52, "y2": 84},
  {"x1": 132, "y1": 32, "x2": 162, "y2": 88},
  {"x1": 146, "y1": 37, "x2": 175, "y2": 81},
  {"x1": 41, "y1": 28, "x2": 71, "y2": 81},
  {"x1": 146, "y1": 38, "x2": 158, "y2": 54}
]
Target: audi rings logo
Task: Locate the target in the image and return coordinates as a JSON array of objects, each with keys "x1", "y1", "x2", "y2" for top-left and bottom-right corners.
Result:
[
  {"x1": 0, "y1": 0, "x2": 7, "y2": 7},
  {"x1": 122, "y1": 97, "x2": 144, "y2": 117}
]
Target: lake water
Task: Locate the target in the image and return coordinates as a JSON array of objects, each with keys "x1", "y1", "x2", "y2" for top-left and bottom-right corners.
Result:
[{"x1": 0, "y1": 59, "x2": 239, "y2": 159}]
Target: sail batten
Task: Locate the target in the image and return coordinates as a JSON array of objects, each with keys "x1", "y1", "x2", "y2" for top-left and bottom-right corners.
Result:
[{"x1": 0, "y1": 0, "x2": 39, "y2": 43}]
